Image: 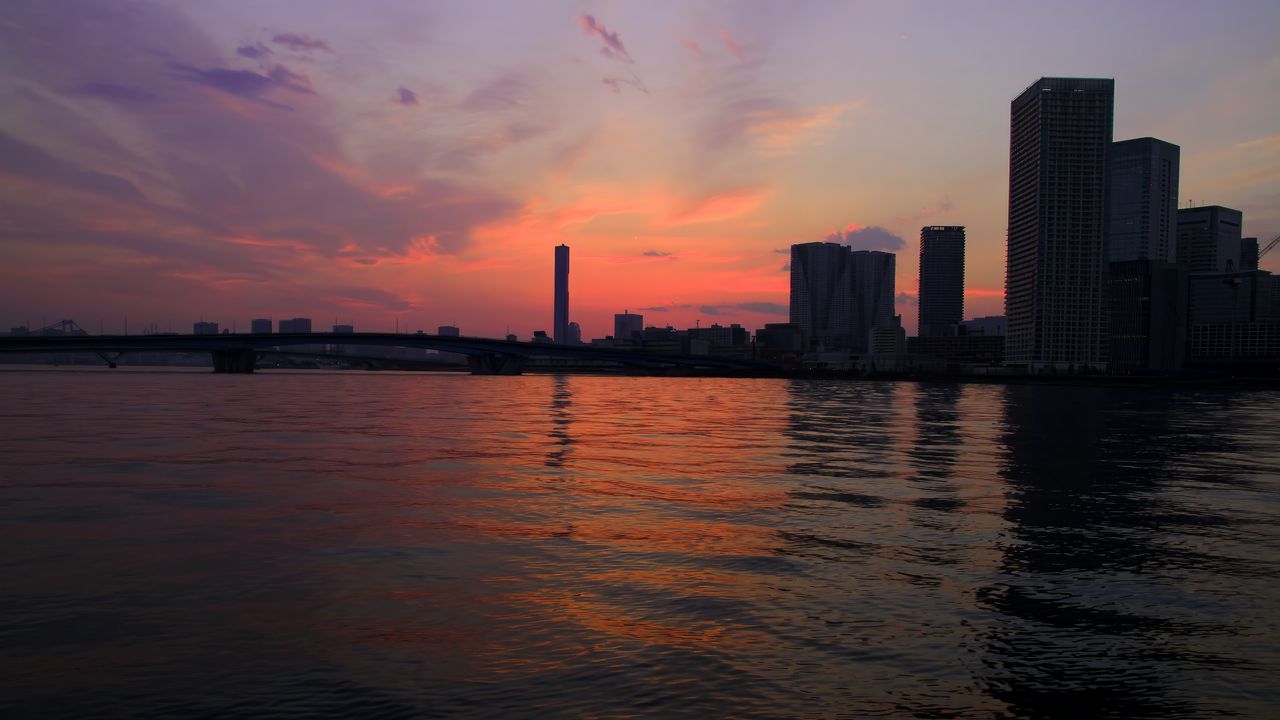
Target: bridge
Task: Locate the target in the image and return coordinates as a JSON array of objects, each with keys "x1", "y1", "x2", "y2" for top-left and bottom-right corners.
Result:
[{"x1": 0, "y1": 331, "x2": 775, "y2": 375}]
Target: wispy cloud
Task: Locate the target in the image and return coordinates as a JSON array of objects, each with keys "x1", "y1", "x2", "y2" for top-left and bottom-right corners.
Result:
[
  {"x1": 720, "y1": 30, "x2": 746, "y2": 63},
  {"x1": 643, "y1": 250, "x2": 671, "y2": 257},
  {"x1": 681, "y1": 38, "x2": 704, "y2": 57},
  {"x1": 575, "y1": 15, "x2": 633, "y2": 64},
  {"x1": 602, "y1": 73, "x2": 649, "y2": 95},
  {"x1": 271, "y1": 33, "x2": 332, "y2": 53},
  {"x1": 236, "y1": 42, "x2": 272, "y2": 60},
  {"x1": 895, "y1": 195, "x2": 954, "y2": 222}
]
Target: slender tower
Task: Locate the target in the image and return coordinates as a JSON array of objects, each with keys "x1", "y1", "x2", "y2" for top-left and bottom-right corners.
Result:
[
  {"x1": 553, "y1": 244, "x2": 570, "y2": 343},
  {"x1": 1006, "y1": 77, "x2": 1113, "y2": 370},
  {"x1": 919, "y1": 226, "x2": 965, "y2": 337}
]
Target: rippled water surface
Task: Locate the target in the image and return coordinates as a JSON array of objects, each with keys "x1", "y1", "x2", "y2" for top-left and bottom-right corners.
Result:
[{"x1": 1, "y1": 369, "x2": 1277, "y2": 718}]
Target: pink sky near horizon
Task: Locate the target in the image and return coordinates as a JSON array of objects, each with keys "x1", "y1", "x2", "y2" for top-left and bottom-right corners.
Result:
[{"x1": 1, "y1": 0, "x2": 1277, "y2": 339}]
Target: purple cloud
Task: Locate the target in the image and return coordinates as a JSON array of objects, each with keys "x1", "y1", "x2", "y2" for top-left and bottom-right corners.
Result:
[
  {"x1": 236, "y1": 42, "x2": 272, "y2": 60},
  {"x1": 271, "y1": 33, "x2": 332, "y2": 53},
  {"x1": 642, "y1": 250, "x2": 671, "y2": 257},
  {"x1": 575, "y1": 15, "x2": 633, "y2": 64},
  {"x1": 602, "y1": 74, "x2": 649, "y2": 95},
  {"x1": 827, "y1": 225, "x2": 906, "y2": 252},
  {"x1": 171, "y1": 62, "x2": 312, "y2": 109},
  {"x1": 396, "y1": 86, "x2": 421, "y2": 107},
  {"x1": 76, "y1": 82, "x2": 157, "y2": 103}
]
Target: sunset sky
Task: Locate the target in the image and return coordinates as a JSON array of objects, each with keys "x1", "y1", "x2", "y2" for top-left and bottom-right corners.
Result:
[{"x1": 2, "y1": 0, "x2": 1277, "y2": 339}]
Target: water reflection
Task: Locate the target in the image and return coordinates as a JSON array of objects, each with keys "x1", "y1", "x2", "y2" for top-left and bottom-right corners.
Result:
[{"x1": 0, "y1": 372, "x2": 1276, "y2": 718}]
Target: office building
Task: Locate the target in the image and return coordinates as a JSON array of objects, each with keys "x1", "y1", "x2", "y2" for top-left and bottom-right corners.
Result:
[
  {"x1": 1006, "y1": 77, "x2": 1113, "y2": 370},
  {"x1": 193, "y1": 321, "x2": 219, "y2": 335},
  {"x1": 437, "y1": 325, "x2": 460, "y2": 337},
  {"x1": 919, "y1": 226, "x2": 965, "y2": 337},
  {"x1": 1177, "y1": 206, "x2": 1243, "y2": 273},
  {"x1": 279, "y1": 317, "x2": 312, "y2": 334},
  {"x1": 566, "y1": 321, "x2": 582, "y2": 345},
  {"x1": 869, "y1": 315, "x2": 906, "y2": 354},
  {"x1": 614, "y1": 311, "x2": 643, "y2": 342},
  {"x1": 1105, "y1": 137, "x2": 1185, "y2": 372},
  {"x1": 1109, "y1": 138, "x2": 1179, "y2": 263},
  {"x1": 790, "y1": 242, "x2": 853, "y2": 351},
  {"x1": 250, "y1": 318, "x2": 272, "y2": 334},
  {"x1": 553, "y1": 244, "x2": 570, "y2": 343}
]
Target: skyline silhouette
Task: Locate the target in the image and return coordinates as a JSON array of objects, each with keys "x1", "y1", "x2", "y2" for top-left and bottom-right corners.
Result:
[{"x1": 1, "y1": 1, "x2": 1277, "y2": 341}]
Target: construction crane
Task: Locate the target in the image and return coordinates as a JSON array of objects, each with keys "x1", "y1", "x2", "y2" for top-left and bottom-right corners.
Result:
[{"x1": 1260, "y1": 233, "x2": 1280, "y2": 262}]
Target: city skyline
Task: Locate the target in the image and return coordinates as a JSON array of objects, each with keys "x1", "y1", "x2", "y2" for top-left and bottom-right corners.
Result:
[{"x1": 1, "y1": 1, "x2": 1277, "y2": 341}]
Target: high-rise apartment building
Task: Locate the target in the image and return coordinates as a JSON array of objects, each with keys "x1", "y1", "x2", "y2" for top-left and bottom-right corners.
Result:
[
  {"x1": 250, "y1": 318, "x2": 272, "y2": 334},
  {"x1": 193, "y1": 321, "x2": 219, "y2": 335},
  {"x1": 851, "y1": 250, "x2": 896, "y2": 352},
  {"x1": 918, "y1": 226, "x2": 965, "y2": 337},
  {"x1": 553, "y1": 244, "x2": 570, "y2": 343},
  {"x1": 1006, "y1": 77, "x2": 1113, "y2": 370},
  {"x1": 790, "y1": 242, "x2": 853, "y2": 351},
  {"x1": 790, "y1": 242, "x2": 895, "y2": 352}
]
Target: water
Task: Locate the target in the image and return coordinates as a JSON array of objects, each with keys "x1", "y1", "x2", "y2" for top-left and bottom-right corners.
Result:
[{"x1": 1, "y1": 369, "x2": 1277, "y2": 718}]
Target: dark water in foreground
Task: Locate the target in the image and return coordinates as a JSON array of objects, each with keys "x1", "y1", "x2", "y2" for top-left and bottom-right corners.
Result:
[{"x1": 1, "y1": 370, "x2": 1277, "y2": 719}]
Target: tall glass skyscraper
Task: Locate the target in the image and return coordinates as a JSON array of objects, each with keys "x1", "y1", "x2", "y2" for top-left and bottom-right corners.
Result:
[
  {"x1": 918, "y1": 226, "x2": 965, "y2": 337},
  {"x1": 553, "y1": 244, "x2": 569, "y2": 344},
  {"x1": 1005, "y1": 77, "x2": 1114, "y2": 370}
]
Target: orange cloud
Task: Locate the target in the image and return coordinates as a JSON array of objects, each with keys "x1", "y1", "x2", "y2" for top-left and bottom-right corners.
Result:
[{"x1": 744, "y1": 103, "x2": 852, "y2": 157}]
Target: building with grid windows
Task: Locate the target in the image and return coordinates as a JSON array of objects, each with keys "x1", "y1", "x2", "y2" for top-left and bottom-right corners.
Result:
[
  {"x1": 1005, "y1": 77, "x2": 1113, "y2": 371},
  {"x1": 918, "y1": 226, "x2": 965, "y2": 337}
]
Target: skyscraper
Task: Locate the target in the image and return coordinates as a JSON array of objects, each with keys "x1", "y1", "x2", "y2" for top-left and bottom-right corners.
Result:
[
  {"x1": 1177, "y1": 206, "x2": 1243, "y2": 273},
  {"x1": 790, "y1": 243, "x2": 895, "y2": 352},
  {"x1": 790, "y1": 242, "x2": 853, "y2": 351},
  {"x1": 553, "y1": 244, "x2": 570, "y2": 344},
  {"x1": 1006, "y1": 77, "x2": 1114, "y2": 370},
  {"x1": 1106, "y1": 137, "x2": 1185, "y2": 372},
  {"x1": 918, "y1": 226, "x2": 965, "y2": 337},
  {"x1": 850, "y1": 250, "x2": 896, "y2": 352}
]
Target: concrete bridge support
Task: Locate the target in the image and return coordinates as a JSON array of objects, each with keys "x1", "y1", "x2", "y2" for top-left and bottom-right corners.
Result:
[
  {"x1": 466, "y1": 353, "x2": 525, "y2": 375},
  {"x1": 211, "y1": 349, "x2": 257, "y2": 373}
]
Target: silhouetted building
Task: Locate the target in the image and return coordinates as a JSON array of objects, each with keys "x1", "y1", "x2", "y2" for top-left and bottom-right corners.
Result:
[
  {"x1": 566, "y1": 321, "x2": 582, "y2": 345},
  {"x1": 1178, "y1": 205, "x2": 1243, "y2": 273},
  {"x1": 1106, "y1": 137, "x2": 1185, "y2": 372},
  {"x1": 505, "y1": 333, "x2": 518, "y2": 342},
  {"x1": 789, "y1": 242, "x2": 895, "y2": 352},
  {"x1": 907, "y1": 335, "x2": 1005, "y2": 366},
  {"x1": 852, "y1": 251, "x2": 896, "y2": 352},
  {"x1": 688, "y1": 323, "x2": 750, "y2": 359},
  {"x1": 532, "y1": 330, "x2": 552, "y2": 344},
  {"x1": 1185, "y1": 270, "x2": 1280, "y2": 368},
  {"x1": 790, "y1": 242, "x2": 853, "y2": 351},
  {"x1": 437, "y1": 325, "x2": 460, "y2": 337},
  {"x1": 755, "y1": 323, "x2": 803, "y2": 364},
  {"x1": 553, "y1": 244, "x2": 570, "y2": 343},
  {"x1": 1006, "y1": 77, "x2": 1113, "y2": 370},
  {"x1": 869, "y1": 315, "x2": 906, "y2": 354},
  {"x1": 960, "y1": 315, "x2": 1006, "y2": 336},
  {"x1": 250, "y1": 318, "x2": 272, "y2": 334},
  {"x1": 1107, "y1": 260, "x2": 1187, "y2": 372},
  {"x1": 1242, "y1": 237, "x2": 1259, "y2": 271},
  {"x1": 1109, "y1": 138, "x2": 1179, "y2": 263},
  {"x1": 919, "y1": 226, "x2": 965, "y2": 337},
  {"x1": 614, "y1": 311, "x2": 643, "y2": 342},
  {"x1": 193, "y1": 321, "x2": 219, "y2": 335},
  {"x1": 279, "y1": 317, "x2": 311, "y2": 334}
]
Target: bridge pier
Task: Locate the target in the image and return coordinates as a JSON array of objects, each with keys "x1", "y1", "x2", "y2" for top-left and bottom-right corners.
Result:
[
  {"x1": 466, "y1": 353, "x2": 525, "y2": 375},
  {"x1": 211, "y1": 349, "x2": 257, "y2": 373}
]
